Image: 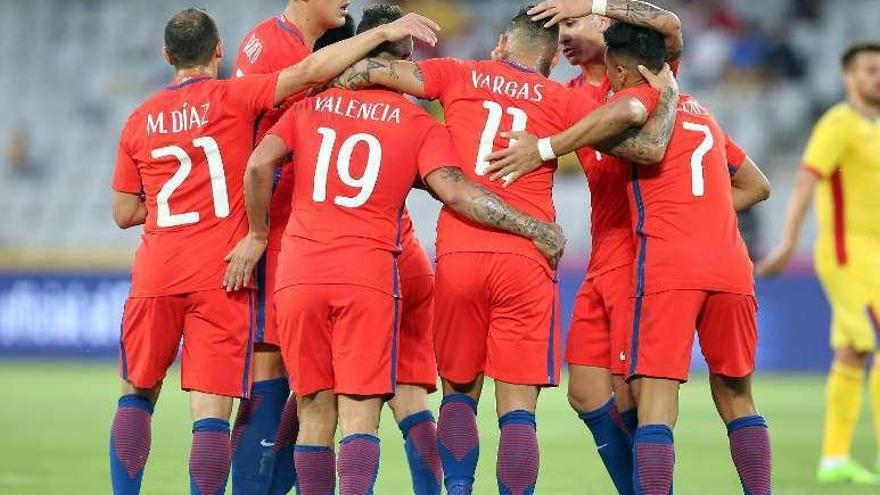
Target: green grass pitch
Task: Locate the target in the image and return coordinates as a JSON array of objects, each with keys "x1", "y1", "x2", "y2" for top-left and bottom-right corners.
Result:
[{"x1": 1, "y1": 363, "x2": 878, "y2": 494}]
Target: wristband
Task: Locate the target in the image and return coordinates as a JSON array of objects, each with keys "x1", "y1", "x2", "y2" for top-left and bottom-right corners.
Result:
[
  {"x1": 592, "y1": 0, "x2": 607, "y2": 16},
  {"x1": 537, "y1": 137, "x2": 557, "y2": 161}
]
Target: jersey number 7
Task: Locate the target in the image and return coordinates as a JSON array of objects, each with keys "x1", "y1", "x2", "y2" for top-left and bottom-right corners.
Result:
[
  {"x1": 682, "y1": 122, "x2": 714, "y2": 198},
  {"x1": 151, "y1": 137, "x2": 229, "y2": 228}
]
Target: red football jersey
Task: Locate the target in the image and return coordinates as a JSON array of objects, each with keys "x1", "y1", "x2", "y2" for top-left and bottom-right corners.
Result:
[
  {"x1": 571, "y1": 84, "x2": 659, "y2": 280},
  {"x1": 235, "y1": 13, "x2": 313, "y2": 251},
  {"x1": 267, "y1": 88, "x2": 459, "y2": 295},
  {"x1": 419, "y1": 58, "x2": 600, "y2": 271},
  {"x1": 629, "y1": 93, "x2": 753, "y2": 296},
  {"x1": 112, "y1": 75, "x2": 279, "y2": 297}
]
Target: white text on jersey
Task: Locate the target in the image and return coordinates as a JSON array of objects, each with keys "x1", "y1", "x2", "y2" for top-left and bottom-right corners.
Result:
[
  {"x1": 314, "y1": 95, "x2": 402, "y2": 124},
  {"x1": 147, "y1": 103, "x2": 211, "y2": 136},
  {"x1": 471, "y1": 71, "x2": 544, "y2": 103}
]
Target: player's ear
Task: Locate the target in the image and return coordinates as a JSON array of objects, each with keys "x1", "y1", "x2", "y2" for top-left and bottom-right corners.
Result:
[
  {"x1": 216, "y1": 39, "x2": 225, "y2": 61},
  {"x1": 163, "y1": 47, "x2": 174, "y2": 66},
  {"x1": 492, "y1": 34, "x2": 508, "y2": 61},
  {"x1": 550, "y1": 49, "x2": 560, "y2": 70}
]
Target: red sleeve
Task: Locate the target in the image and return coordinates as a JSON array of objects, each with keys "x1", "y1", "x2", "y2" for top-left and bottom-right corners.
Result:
[
  {"x1": 112, "y1": 124, "x2": 142, "y2": 194},
  {"x1": 226, "y1": 73, "x2": 280, "y2": 118},
  {"x1": 417, "y1": 58, "x2": 462, "y2": 101},
  {"x1": 417, "y1": 121, "x2": 460, "y2": 178},
  {"x1": 563, "y1": 88, "x2": 602, "y2": 127},
  {"x1": 608, "y1": 84, "x2": 660, "y2": 114},
  {"x1": 266, "y1": 106, "x2": 298, "y2": 152},
  {"x1": 725, "y1": 134, "x2": 747, "y2": 174}
]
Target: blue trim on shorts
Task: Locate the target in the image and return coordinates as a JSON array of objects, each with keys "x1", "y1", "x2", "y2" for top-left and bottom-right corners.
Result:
[
  {"x1": 119, "y1": 302, "x2": 129, "y2": 380},
  {"x1": 255, "y1": 256, "x2": 268, "y2": 343},
  {"x1": 629, "y1": 164, "x2": 648, "y2": 378},
  {"x1": 390, "y1": 206, "x2": 404, "y2": 391},
  {"x1": 546, "y1": 276, "x2": 559, "y2": 385},
  {"x1": 242, "y1": 292, "x2": 256, "y2": 397}
]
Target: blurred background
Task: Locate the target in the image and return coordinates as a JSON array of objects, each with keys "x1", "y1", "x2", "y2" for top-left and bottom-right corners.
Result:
[{"x1": 1, "y1": 0, "x2": 876, "y2": 369}]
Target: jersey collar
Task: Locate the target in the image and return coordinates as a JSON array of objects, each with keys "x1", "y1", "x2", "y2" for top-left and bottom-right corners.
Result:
[
  {"x1": 276, "y1": 13, "x2": 307, "y2": 46},
  {"x1": 166, "y1": 76, "x2": 212, "y2": 90},
  {"x1": 499, "y1": 59, "x2": 541, "y2": 76}
]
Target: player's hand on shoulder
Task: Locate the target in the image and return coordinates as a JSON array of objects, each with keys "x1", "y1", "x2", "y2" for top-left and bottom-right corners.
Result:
[
  {"x1": 380, "y1": 12, "x2": 441, "y2": 46},
  {"x1": 485, "y1": 131, "x2": 543, "y2": 187},
  {"x1": 529, "y1": 0, "x2": 593, "y2": 28},
  {"x1": 639, "y1": 63, "x2": 679, "y2": 95},
  {"x1": 755, "y1": 241, "x2": 795, "y2": 278},
  {"x1": 533, "y1": 222, "x2": 567, "y2": 270},
  {"x1": 223, "y1": 233, "x2": 268, "y2": 292}
]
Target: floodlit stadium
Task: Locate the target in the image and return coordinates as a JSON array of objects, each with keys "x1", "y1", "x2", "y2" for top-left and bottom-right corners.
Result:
[{"x1": 1, "y1": 0, "x2": 879, "y2": 494}]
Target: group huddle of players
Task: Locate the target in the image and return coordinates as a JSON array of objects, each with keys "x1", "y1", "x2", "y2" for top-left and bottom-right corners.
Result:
[{"x1": 107, "y1": 1, "x2": 774, "y2": 494}]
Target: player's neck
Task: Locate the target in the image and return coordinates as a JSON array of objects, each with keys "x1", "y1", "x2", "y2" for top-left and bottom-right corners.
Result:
[
  {"x1": 848, "y1": 95, "x2": 880, "y2": 121},
  {"x1": 579, "y1": 63, "x2": 606, "y2": 86},
  {"x1": 172, "y1": 66, "x2": 217, "y2": 84},
  {"x1": 284, "y1": 3, "x2": 325, "y2": 49}
]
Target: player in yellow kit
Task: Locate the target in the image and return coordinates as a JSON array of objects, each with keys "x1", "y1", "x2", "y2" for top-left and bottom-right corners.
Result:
[{"x1": 759, "y1": 41, "x2": 880, "y2": 484}]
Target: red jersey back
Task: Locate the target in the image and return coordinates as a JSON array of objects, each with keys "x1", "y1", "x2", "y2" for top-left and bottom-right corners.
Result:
[
  {"x1": 419, "y1": 58, "x2": 599, "y2": 271},
  {"x1": 112, "y1": 75, "x2": 279, "y2": 297},
  {"x1": 569, "y1": 83, "x2": 660, "y2": 279},
  {"x1": 629, "y1": 93, "x2": 753, "y2": 296},
  {"x1": 235, "y1": 14, "x2": 313, "y2": 250},
  {"x1": 267, "y1": 88, "x2": 458, "y2": 295}
]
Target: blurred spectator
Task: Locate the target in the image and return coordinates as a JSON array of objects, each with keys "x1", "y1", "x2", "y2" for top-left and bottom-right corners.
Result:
[{"x1": 6, "y1": 127, "x2": 42, "y2": 180}]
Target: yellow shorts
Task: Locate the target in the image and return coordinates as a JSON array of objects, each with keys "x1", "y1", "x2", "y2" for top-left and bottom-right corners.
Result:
[{"x1": 817, "y1": 267, "x2": 880, "y2": 352}]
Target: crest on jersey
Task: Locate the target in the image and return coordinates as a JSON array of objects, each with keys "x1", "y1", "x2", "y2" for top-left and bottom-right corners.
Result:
[{"x1": 243, "y1": 34, "x2": 263, "y2": 65}]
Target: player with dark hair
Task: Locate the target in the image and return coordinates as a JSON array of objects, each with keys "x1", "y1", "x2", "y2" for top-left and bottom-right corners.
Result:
[
  {"x1": 223, "y1": 11, "x2": 570, "y2": 489},
  {"x1": 514, "y1": 21, "x2": 771, "y2": 495},
  {"x1": 314, "y1": 14, "x2": 356, "y2": 51},
  {"x1": 759, "y1": 41, "x2": 880, "y2": 484},
  {"x1": 229, "y1": 2, "x2": 437, "y2": 493},
  {"x1": 108, "y1": 7, "x2": 439, "y2": 495},
  {"x1": 331, "y1": 4, "x2": 679, "y2": 493}
]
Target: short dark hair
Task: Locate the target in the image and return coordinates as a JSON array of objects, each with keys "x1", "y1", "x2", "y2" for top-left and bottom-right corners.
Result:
[
  {"x1": 842, "y1": 41, "x2": 880, "y2": 70},
  {"x1": 315, "y1": 14, "x2": 356, "y2": 50},
  {"x1": 357, "y1": 4, "x2": 409, "y2": 59},
  {"x1": 164, "y1": 8, "x2": 220, "y2": 68},
  {"x1": 507, "y1": 4, "x2": 559, "y2": 55},
  {"x1": 604, "y1": 21, "x2": 666, "y2": 72}
]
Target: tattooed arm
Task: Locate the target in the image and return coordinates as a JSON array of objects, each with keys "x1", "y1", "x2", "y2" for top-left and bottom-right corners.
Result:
[
  {"x1": 424, "y1": 167, "x2": 567, "y2": 268},
  {"x1": 274, "y1": 14, "x2": 438, "y2": 105},
  {"x1": 594, "y1": 84, "x2": 678, "y2": 164},
  {"x1": 332, "y1": 57, "x2": 428, "y2": 98},
  {"x1": 528, "y1": 0, "x2": 683, "y2": 62},
  {"x1": 604, "y1": 1, "x2": 683, "y2": 62}
]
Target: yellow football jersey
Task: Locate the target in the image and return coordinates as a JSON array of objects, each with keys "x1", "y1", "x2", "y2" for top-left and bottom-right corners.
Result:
[{"x1": 802, "y1": 103, "x2": 880, "y2": 276}]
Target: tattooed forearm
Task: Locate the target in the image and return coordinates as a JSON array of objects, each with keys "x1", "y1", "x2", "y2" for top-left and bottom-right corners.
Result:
[
  {"x1": 598, "y1": 85, "x2": 678, "y2": 164},
  {"x1": 606, "y1": 0, "x2": 684, "y2": 60},
  {"x1": 333, "y1": 57, "x2": 427, "y2": 96}
]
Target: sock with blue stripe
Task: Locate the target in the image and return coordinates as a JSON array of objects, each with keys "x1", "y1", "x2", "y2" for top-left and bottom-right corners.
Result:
[
  {"x1": 399, "y1": 410, "x2": 442, "y2": 495},
  {"x1": 110, "y1": 395, "x2": 154, "y2": 495},
  {"x1": 294, "y1": 445, "x2": 335, "y2": 495},
  {"x1": 497, "y1": 410, "x2": 539, "y2": 495},
  {"x1": 190, "y1": 418, "x2": 232, "y2": 495},
  {"x1": 632, "y1": 424, "x2": 674, "y2": 495},
  {"x1": 338, "y1": 434, "x2": 381, "y2": 495},
  {"x1": 269, "y1": 395, "x2": 299, "y2": 494},
  {"x1": 231, "y1": 377, "x2": 290, "y2": 494},
  {"x1": 579, "y1": 398, "x2": 635, "y2": 495},
  {"x1": 727, "y1": 415, "x2": 772, "y2": 495},
  {"x1": 438, "y1": 394, "x2": 480, "y2": 495}
]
